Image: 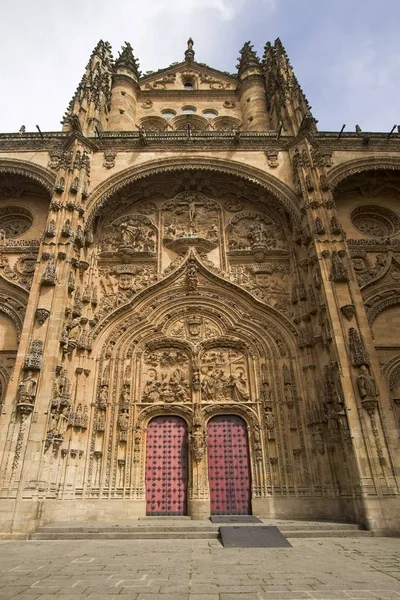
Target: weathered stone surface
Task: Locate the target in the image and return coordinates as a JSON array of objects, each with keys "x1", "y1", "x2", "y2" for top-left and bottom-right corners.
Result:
[{"x1": 0, "y1": 37, "x2": 400, "y2": 537}]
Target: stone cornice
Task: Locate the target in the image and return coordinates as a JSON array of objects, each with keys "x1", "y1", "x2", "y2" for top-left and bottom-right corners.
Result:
[{"x1": 1, "y1": 130, "x2": 400, "y2": 155}]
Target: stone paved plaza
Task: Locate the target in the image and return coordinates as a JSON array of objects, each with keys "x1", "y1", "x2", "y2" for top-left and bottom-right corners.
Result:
[{"x1": 0, "y1": 536, "x2": 400, "y2": 600}]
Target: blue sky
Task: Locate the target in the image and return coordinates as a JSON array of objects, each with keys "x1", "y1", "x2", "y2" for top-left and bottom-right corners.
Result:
[{"x1": 0, "y1": 0, "x2": 398, "y2": 133}]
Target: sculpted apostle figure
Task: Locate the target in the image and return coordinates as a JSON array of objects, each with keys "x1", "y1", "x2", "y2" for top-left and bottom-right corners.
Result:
[
  {"x1": 357, "y1": 365, "x2": 379, "y2": 400},
  {"x1": 18, "y1": 371, "x2": 37, "y2": 403},
  {"x1": 56, "y1": 407, "x2": 69, "y2": 435}
]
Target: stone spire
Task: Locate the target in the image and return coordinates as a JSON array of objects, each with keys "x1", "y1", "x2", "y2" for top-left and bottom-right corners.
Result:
[
  {"x1": 185, "y1": 38, "x2": 195, "y2": 62},
  {"x1": 237, "y1": 41, "x2": 262, "y2": 78},
  {"x1": 62, "y1": 40, "x2": 114, "y2": 135},
  {"x1": 108, "y1": 42, "x2": 141, "y2": 130},
  {"x1": 262, "y1": 37, "x2": 314, "y2": 135},
  {"x1": 114, "y1": 42, "x2": 141, "y2": 80},
  {"x1": 236, "y1": 41, "x2": 269, "y2": 130}
]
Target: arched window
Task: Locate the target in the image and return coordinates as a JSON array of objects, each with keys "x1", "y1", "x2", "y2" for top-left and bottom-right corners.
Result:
[
  {"x1": 202, "y1": 109, "x2": 218, "y2": 119},
  {"x1": 161, "y1": 109, "x2": 176, "y2": 120},
  {"x1": 181, "y1": 105, "x2": 196, "y2": 114}
]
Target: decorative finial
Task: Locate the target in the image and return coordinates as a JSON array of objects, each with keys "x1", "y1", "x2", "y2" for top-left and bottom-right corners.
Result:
[
  {"x1": 185, "y1": 38, "x2": 195, "y2": 62},
  {"x1": 115, "y1": 42, "x2": 141, "y2": 78},
  {"x1": 236, "y1": 41, "x2": 261, "y2": 77}
]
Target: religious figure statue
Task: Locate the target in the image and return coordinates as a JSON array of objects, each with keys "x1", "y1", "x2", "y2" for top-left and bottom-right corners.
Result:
[
  {"x1": 56, "y1": 407, "x2": 69, "y2": 436},
  {"x1": 18, "y1": 371, "x2": 37, "y2": 404},
  {"x1": 357, "y1": 365, "x2": 379, "y2": 401},
  {"x1": 118, "y1": 409, "x2": 130, "y2": 431},
  {"x1": 226, "y1": 372, "x2": 249, "y2": 402},
  {"x1": 248, "y1": 217, "x2": 269, "y2": 246},
  {"x1": 99, "y1": 384, "x2": 109, "y2": 407},
  {"x1": 142, "y1": 379, "x2": 161, "y2": 403},
  {"x1": 201, "y1": 366, "x2": 215, "y2": 401},
  {"x1": 265, "y1": 411, "x2": 276, "y2": 440},
  {"x1": 188, "y1": 200, "x2": 197, "y2": 226},
  {"x1": 190, "y1": 427, "x2": 207, "y2": 462}
]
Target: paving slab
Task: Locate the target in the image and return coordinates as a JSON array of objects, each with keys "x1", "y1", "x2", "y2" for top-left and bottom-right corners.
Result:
[{"x1": 0, "y1": 537, "x2": 400, "y2": 599}]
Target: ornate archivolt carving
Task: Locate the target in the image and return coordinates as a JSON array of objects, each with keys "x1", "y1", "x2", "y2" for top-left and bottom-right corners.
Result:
[
  {"x1": 386, "y1": 360, "x2": 400, "y2": 400},
  {"x1": 84, "y1": 157, "x2": 302, "y2": 232},
  {"x1": 0, "y1": 252, "x2": 37, "y2": 291},
  {"x1": 0, "y1": 158, "x2": 55, "y2": 194},
  {"x1": 329, "y1": 157, "x2": 400, "y2": 192},
  {"x1": 366, "y1": 294, "x2": 400, "y2": 326},
  {"x1": 92, "y1": 251, "x2": 299, "y2": 339},
  {"x1": 0, "y1": 295, "x2": 26, "y2": 341}
]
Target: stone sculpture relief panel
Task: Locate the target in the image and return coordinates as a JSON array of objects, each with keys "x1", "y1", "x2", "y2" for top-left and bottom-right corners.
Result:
[
  {"x1": 141, "y1": 348, "x2": 191, "y2": 404},
  {"x1": 99, "y1": 214, "x2": 157, "y2": 260},
  {"x1": 162, "y1": 192, "x2": 220, "y2": 254},
  {"x1": 227, "y1": 212, "x2": 287, "y2": 258},
  {"x1": 168, "y1": 315, "x2": 222, "y2": 341},
  {"x1": 200, "y1": 347, "x2": 250, "y2": 403},
  {"x1": 98, "y1": 264, "x2": 158, "y2": 318}
]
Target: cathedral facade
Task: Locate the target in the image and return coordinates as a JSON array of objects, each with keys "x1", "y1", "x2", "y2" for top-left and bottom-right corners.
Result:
[{"x1": 0, "y1": 38, "x2": 400, "y2": 537}]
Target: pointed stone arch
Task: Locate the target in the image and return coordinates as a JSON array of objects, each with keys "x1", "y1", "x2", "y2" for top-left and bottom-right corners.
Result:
[{"x1": 93, "y1": 250, "x2": 298, "y2": 350}]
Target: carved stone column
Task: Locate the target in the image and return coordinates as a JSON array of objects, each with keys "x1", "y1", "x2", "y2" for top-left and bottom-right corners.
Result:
[{"x1": 0, "y1": 141, "x2": 92, "y2": 534}]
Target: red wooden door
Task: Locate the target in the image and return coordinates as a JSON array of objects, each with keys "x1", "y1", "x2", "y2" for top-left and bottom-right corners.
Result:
[
  {"x1": 208, "y1": 415, "x2": 251, "y2": 515},
  {"x1": 145, "y1": 416, "x2": 188, "y2": 516}
]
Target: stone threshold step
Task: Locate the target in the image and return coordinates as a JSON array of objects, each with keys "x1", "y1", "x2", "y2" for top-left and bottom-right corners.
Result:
[
  {"x1": 30, "y1": 529, "x2": 372, "y2": 540},
  {"x1": 36, "y1": 526, "x2": 219, "y2": 533},
  {"x1": 36, "y1": 522, "x2": 363, "y2": 532},
  {"x1": 30, "y1": 531, "x2": 219, "y2": 540},
  {"x1": 276, "y1": 523, "x2": 364, "y2": 531},
  {"x1": 35, "y1": 524, "x2": 362, "y2": 534},
  {"x1": 139, "y1": 516, "x2": 192, "y2": 519},
  {"x1": 281, "y1": 530, "x2": 372, "y2": 538}
]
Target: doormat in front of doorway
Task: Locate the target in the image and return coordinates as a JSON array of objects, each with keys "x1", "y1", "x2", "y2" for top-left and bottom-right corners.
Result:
[
  {"x1": 211, "y1": 515, "x2": 262, "y2": 523},
  {"x1": 220, "y1": 526, "x2": 292, "y2": 548}
]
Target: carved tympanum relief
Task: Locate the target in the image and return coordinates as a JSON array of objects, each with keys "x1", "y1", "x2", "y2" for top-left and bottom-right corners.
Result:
[
  {"x1": 162, "y1": 192, "x2": 220, "y2": 254},
  {"x1": 200, "y1": 348, "x2": 249, "y2": 403},
  {"x1": 91, "y1": 190, "x2": 294, "y2": 327},
  {"x1": 141, "y1": 348, "x2": 191, "y2": 404},
  {"x1": 138, "y1": 343, "x2": 251, "y2": 405},
  {"x1": 227, "y1": 212, "x2": 286, "y2": 256},
  {"x1": 99, "y1": 214, "x2": 157, "y2": 259}
]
